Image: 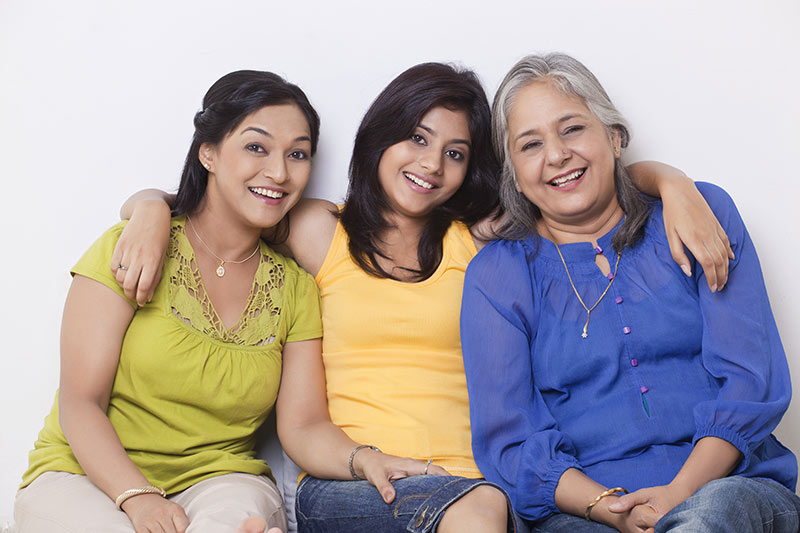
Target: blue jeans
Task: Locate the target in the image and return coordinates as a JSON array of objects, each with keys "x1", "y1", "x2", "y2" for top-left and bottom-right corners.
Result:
[
  {"x1": 530, "y1": 476, "x2": 800, "y2": 533},
  {"x1": 296, "y1": 474, "x2": 529, "y2": 532}
]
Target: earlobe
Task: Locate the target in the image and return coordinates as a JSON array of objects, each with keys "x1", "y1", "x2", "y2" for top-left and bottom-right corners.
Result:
[
  {"x1": 199, "y1": 144, "x2": 214, "y2": 172},
  {"x1": 611, "y1": 131, "x2": 622, "y2": 158}
]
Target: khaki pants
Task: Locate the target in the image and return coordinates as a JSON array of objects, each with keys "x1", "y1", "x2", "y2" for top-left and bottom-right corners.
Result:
[{"x1": 14, "y1": 471, "x2": 287, "y2": 533}]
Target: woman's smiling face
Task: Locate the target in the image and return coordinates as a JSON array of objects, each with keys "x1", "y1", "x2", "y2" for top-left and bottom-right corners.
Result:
[
  {"x1": 507, "y1": 81, "x2": 622, "y2": 230},
  {"x1": 377, "y1": 106, "x2": 471, "y2": 222},
  {"x1": 202, "y1": 104, "x2": 313, "y2": 229}
]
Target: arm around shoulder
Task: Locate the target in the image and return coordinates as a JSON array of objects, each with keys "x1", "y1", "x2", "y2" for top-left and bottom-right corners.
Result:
[{"x1": 113, "y1": 190, "x2": 174, "y2": 306}]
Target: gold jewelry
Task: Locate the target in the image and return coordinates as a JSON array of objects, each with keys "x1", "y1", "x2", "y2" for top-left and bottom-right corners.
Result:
[
  {"x1": 115, "y1": 485, "x2": 166, "y2": 510},
  {"x1": 186, "y1": 215, "x2": 260, "y2": 278},
  {"x1": 349, "y1": 444, "x2": 381, "y2": 480},
  {"x1": 554, "y1": 243, "x2": 620, "y2": 339},
  {"x1": 585, "y1": 487, "x2": 628, "y2": 521}
]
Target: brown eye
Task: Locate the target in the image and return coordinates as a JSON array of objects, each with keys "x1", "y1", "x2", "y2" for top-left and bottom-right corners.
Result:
[
  {"x1": 446, "y1": 149, "x2": 465, "y2": 161},
  {"x1": 246, "y1": 143, "x2": 266, "y2": 154},
  {"x1": 410, "y1": 133, "x2": 427, "y2": 145},
  {"x1": 521, "y1": 140, "x2": 542, "y2": 152}
]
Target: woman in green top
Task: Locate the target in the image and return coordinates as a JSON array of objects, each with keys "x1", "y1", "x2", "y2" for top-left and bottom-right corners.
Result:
[{"x1": 15, "y1": 71, "x2": 324, "y2": 533}]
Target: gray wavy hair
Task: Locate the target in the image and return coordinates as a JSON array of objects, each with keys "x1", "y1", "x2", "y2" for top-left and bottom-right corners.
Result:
[{"x1": 491, "y1": 52, "x2": 649, "y2": 250}]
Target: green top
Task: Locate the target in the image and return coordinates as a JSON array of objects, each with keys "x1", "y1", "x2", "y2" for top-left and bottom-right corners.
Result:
[{"x1": 21, "y1": 217, "x2": 322, "y2": 493}]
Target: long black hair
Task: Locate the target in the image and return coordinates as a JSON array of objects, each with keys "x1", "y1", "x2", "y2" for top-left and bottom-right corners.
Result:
[
  {"x1": 173, "y1": 70, "x2": 320, "y2": 219},
  {"x1": 339, "y1": 63, "x2": 499, "y2": 280}
]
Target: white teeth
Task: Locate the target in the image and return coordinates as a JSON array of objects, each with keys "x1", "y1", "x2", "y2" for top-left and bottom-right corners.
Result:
[
  {"x1": 250, "y1": 187, "x2": 285, "y2": 199},
  {"x1": 403, "y1": 171, "x2": 434, "y2": 189},
  {"x1": 549, "y1": 169, "x2": 585, "y2": 187}
]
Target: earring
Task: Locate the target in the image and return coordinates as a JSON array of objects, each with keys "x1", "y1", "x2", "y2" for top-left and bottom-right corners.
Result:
[{"x1": 203, "y1": 162, "x2": 211, "y2": 170}]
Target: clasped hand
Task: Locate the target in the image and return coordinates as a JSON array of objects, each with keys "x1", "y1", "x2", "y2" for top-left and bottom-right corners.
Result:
[{"x1": 607, "y1": 483, "x2": 692, "y2": 533}]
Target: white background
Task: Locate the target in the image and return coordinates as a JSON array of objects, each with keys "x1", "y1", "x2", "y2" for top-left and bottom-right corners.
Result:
[{"x1": 1, "y1": 0, "x2": 798, "y2": 522}]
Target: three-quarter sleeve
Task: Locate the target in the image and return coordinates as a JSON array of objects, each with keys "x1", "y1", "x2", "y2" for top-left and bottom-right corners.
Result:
[
  {"x1": 461, "y1": 240, "x2": 581, "y2": 521},
  {"x1": 690, "y1": 183, "x2": 791, "y2": 471}
]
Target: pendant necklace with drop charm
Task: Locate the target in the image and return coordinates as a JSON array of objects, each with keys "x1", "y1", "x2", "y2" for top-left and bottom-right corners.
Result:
[
  {"x1": 554, "y1": 242, "x2": 621, "y2": 339},
  {"x1": 186, "y1": 215, "x2": 259, "y2": 278}
]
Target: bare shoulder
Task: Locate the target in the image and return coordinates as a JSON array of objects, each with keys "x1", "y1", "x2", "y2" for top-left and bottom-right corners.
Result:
[{"x1": 287, "y1": 198, "x2": 339, "y2": 276}]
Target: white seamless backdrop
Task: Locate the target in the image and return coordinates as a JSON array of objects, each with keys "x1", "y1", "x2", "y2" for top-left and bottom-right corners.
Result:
[{"x1": 1, "y1": 0, "x2": 798, "y2": 522}]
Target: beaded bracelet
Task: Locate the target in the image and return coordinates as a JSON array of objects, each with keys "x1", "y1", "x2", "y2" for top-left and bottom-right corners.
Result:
[
  {"x1": 115, "y1": 485, "x2": 167, "y2": 510},
  {"x1": 585, "y1": 487, "x2": 629, "y2": 521},
  {"x1": 348, "y1": 444, "x2": 381, "y2": 480}
]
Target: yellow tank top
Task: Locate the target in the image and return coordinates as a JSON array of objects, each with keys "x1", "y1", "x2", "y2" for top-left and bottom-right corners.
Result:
[{"x1": 316, "y1": 218, "x2": 481, "y2": 477}]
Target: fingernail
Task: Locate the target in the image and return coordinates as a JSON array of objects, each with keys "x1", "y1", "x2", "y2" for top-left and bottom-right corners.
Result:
[
  {"x1": 681, "y1": 264, "x2": 691, "y2": 277},
  {"x1": 711, "y1": 284, "x2": 717, "y2": 292}
]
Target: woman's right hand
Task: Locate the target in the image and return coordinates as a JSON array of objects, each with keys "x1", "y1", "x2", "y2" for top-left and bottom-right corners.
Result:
[
  {"x1": 111, "y1": 199, "x2": 172, "y2": 306},
  {"x1": 122, "y1": 493, "x2": 190, "y2": 533},
  {"x1": 353, "y1": 448, "x2": 449, "y2": 503}
]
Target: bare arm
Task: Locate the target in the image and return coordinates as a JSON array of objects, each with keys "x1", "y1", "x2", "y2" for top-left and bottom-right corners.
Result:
[
  {"x1": 114, "y1": 189, "x2": 175, "y2": 306},
  {"x1": 471, "y1": 162, "x2": 733, "y2": 289},
  {"x1": 115, "y1": 190, "x2": 337, "y2": 304},
  {"x1": 553, "y1": 468, "x2": 659, "y2": 533},
  {"x1": 282, "y1": 198, "x2": 338, "y2": 276},
  {"x1": 276, "y1": 339, "x2": 448, "y2": 504},
  {"x1": 627, "y1": 161, "x2": 734, "y2": 291},
  {"x1": 59, "y1": 275, "x2": 189, "y2": 532},
  {"x1": 119, "y1": 188, "x2": 175, "y2": 220}
]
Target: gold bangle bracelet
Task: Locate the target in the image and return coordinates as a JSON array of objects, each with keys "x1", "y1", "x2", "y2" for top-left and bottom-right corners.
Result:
[
  {"x1": 584, "y1": 487, "x2": 628, "y2": 521},
  {"x1": 115, "y1": 485, "x2": 167, "y2": 510}
]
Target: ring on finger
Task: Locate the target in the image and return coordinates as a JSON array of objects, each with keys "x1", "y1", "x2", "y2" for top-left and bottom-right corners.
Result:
[
  {"x1": 118, "y1": 264, "x2": 129, "y2": 271},
  {"x1": 424, "y1": 459, "x2": 432, "y2": 475}
]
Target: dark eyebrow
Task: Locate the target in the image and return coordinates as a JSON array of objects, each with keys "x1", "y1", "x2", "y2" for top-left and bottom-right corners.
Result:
[
  {"x1": 514, "y1": 113, "x2": 588, "y2": 143},
  {"x1": 242, "y1": 126, "x2": 272, "y2": 138},
  {"x1": 417, "y1": 124, "x2": 471, "y2": 148},
  {"x1": 242, "y1": 127, "x2": 311, "y2": 144}
]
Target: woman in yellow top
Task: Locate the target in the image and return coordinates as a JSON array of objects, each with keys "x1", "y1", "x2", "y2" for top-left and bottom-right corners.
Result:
[
  {"x1": 117, "y1": 62, "x2": 733, "y2": 533},
  {"x1": 15, "y1": 71, "x2": 327, "y2": 533}
]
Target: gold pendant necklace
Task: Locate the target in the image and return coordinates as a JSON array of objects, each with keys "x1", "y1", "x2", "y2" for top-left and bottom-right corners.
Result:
[
  {"x1": 554, "y1": 243, "x2": 621, "y2": 339},
  {"x1": 186, "y1": 215, "x2": 260, "y2": 278}
]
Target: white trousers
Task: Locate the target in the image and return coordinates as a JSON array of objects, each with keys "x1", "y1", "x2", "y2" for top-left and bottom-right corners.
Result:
[{"x1": 14, "y1": 471, "x2": 288, "y2": 533}]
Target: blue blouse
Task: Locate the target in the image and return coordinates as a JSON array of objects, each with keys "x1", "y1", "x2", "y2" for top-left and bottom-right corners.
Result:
[{"x1": 460, "y1": 183, "x2": 796, "y2": 522}]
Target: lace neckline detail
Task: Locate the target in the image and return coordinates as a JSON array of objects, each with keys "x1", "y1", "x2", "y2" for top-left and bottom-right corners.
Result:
[{"x1": 163, "y1": 218, "x2": 285, "y2": 346}]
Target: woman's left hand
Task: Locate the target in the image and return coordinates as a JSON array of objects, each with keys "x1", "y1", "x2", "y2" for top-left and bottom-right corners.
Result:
[
  {"x1": 356, "y1": 448, "x2": 450, "y2": 504},
  {"x1": 660, "y1": 177, "x2": 734, "y2": 292},
  {"x1": 607, "y1": 483, "x2": 693, "y2": 530}
]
